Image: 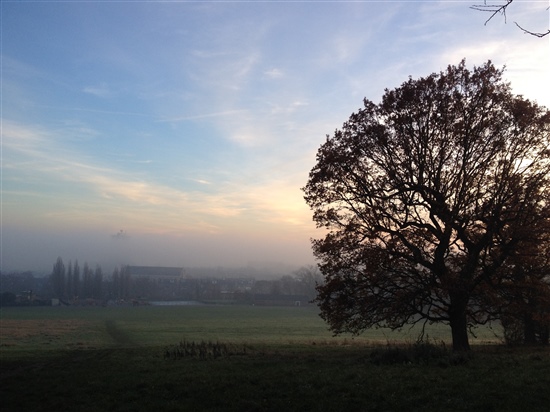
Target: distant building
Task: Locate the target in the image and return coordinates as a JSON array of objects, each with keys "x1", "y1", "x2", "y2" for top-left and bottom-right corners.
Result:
[
  {"x1": 124, "y1": 266, "x2": 186, "y2": 300},
  {"x1": 126, "y1": 266, "x2": 184, "y2": 282}
]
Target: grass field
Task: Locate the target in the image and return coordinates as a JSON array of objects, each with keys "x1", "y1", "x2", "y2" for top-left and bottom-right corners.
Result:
[
  {"x1": 1, "y1": 304, "x2": 549, "y2": 411},
  {"x1": 0, "y1": 304, "x2": 502, "y2": 350}
]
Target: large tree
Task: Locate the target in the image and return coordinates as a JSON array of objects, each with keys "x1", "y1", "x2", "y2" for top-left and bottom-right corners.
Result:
[{"x1": 303, "y1": 60, "x2": 550, "y2": 351}]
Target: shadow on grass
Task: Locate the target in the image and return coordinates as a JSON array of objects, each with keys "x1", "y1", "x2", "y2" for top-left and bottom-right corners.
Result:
[{"x1": 104, "y1": 319, "x2": 136, "y2": 346}]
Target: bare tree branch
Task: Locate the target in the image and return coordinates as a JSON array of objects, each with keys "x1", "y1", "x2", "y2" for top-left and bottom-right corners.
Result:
[
  {"x1": 471, "y1": 0, "x2": 549, "y2": 38},
  {"x1": 514, "y1": 21, "x2": 550, "y2": 38},
  {"x1": 471, "y1": 0, "x2": 513, "y2": 26}
]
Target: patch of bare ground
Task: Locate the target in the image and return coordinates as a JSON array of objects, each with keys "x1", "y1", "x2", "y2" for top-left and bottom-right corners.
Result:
[{"x1": 0, "y1": 319, "x2": 91, "y2": 347}]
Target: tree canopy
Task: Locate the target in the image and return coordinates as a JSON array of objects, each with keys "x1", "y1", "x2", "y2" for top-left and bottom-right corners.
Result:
[{"x1": 303, "y1": 60, "x2": 550, "y2": 351}]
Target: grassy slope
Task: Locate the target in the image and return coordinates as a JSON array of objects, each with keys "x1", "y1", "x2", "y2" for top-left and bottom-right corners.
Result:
[{"x1": 2, "y1": 305, "x2": 547, "y2": 412}]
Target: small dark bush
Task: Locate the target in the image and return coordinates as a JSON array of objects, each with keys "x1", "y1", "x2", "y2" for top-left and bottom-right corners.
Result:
[
  {"x1": 369, "y1": 342, "x2": 464, "y2": 366},
  {"x1": 411, "y1": 341, "x2": 448, "y2": 363},
  {"x1": 164, "y1": 340, "x2": 249, "y2": 360},
  {"x1": 448, "y1": 351, "x2": 472, "y2": 366},
  {"x1": 370, "y1": 346, "x2": 411, "y2": 365}
]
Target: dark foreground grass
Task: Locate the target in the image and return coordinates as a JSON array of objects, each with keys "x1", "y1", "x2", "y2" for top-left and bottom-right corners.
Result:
[
  {"x1": 2, "y1": 343, "x2": 550, "y2": 412},
  {"x1": 1, "y1": 305, "x2": 546, "y2": 411}
]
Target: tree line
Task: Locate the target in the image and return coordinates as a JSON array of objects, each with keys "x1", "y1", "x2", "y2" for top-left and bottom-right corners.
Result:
[
  {"x1": 50, "y1": 257, "x2": 106, "y2": 302},
  {"x1": 48, "y1": 257, "x2": 159, "y2": 303},
  {"x1": 46, "y1": 257, "x2": 322, "y2": 304}
]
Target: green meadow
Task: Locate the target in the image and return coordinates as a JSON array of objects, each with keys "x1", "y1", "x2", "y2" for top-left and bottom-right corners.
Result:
[
  {"x1": 2, "y1": 305, "x2": 549, "y2": 411},
  {"x1": 0, "y1": 304, "x2": 502, "y2": 349}
]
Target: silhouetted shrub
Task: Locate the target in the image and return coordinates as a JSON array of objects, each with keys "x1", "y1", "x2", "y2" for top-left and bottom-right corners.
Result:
[
  {"x1": 369, "y1": 342, "x2": 466, "y2": 366},
  {"x1": 370, "y1": 346, "x2": 411, "y2": 365},
  {"x1": 164, "y1": 340, "x2": 248, "y2": 360}
]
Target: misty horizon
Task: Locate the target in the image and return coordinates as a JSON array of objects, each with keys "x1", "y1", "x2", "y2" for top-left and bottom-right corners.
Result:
[{"x1": 1, "y1": 225, "x2": 314, "y2": 277}]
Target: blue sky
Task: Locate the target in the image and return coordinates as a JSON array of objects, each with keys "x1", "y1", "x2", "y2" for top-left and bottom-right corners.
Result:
[{"x1": 2, "y1": 1, "x2": 549, "y2": 273}]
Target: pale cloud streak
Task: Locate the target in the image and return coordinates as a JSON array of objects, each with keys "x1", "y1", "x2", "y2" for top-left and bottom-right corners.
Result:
[
  {"x1": 157, "y1": 109, "x2": 247, "y2": 124},
  {"x1": 83, "y1": 83, "x2": 114, "y2": 98},
  {"x1": 2, "y1": 120, "x2": 312, "y2": 237},
  {"x1": 264, "y1": 68, "x2": 284, "y2": 79}
]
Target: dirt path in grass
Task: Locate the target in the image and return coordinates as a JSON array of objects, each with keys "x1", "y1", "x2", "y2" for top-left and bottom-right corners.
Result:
[
  {"x1": 104, "y1": 320, "x2": 137, "y2": 346},
  {"x1": 0, "y1": 319, "x2": 91, "y2": 347}
]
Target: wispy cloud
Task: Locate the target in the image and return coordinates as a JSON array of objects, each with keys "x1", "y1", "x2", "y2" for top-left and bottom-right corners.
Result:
[
  {"x1": 264, "y1": 68, "x2": 284, "y2": 79},
  {"x1": 191, "y1": 178, "x2": 211, "y2": 185},
  {"x1": 29, "y1": 104, "x2": 152, "y2": 118},
  {"x1": 83, "y1": 83, "x2": 114, "y2": 98},
  {"x1": 158, "y1": 109, "x2": 247, "y2": 123},
  {"x1": 3, "y1": 121, "x2": 313, "y2": 236}
]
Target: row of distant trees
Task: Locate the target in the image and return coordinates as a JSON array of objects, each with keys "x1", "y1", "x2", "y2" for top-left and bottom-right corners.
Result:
[
  {"x1": 50, "y1": 259, "x2": 165, "y2": 302},
  {"x1": 46, "y1": 257, "x2": 323, "y2": 304},
  {"x1": 50, "y1": 257, "x2": 105, "y2": 302}
]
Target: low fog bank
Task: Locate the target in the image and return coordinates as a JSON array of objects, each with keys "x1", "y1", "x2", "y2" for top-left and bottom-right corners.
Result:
[
  {"x1": 1, "y1": 225, "x2": 315, "y2": 277},
  {"x1": 183, "y1": 263, "x2": 304, "y2": 281}
]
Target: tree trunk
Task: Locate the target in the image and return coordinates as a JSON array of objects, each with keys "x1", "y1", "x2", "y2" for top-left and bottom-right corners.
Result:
[
  {"x1": 449, "y1": 293, "x2": 471, "y2": 351},
  {"x1": 540, "y1": 325, "x2": 549, "y2": 346},
  {"x1": 523, "y1": 313, "x2": 537, "y2": 345}
]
